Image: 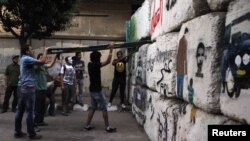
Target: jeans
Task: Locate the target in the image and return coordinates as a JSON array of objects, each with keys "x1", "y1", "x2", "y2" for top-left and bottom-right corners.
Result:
[
  {"x1": 75, "y1": 79, "x2": 84, "y2": 104},
  {"x1": 15, "y1": 87, "x2": 36, "y2": 137},
  {"x1": 90, "y1": 91, "x2": 107, "y2": 111},
  {"x1": 177, "y1": 74, "x2": 184, "y2": 99}
]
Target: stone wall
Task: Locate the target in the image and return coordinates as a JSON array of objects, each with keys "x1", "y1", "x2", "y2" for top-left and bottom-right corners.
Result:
[{"x1": 126, "y1": 0, "x2": 250, "y2": 140}]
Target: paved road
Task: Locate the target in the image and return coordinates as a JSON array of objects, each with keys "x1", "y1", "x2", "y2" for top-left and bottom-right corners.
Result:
[{"x1": 0, "y1": 99, "x2": 150, "y2": 141}]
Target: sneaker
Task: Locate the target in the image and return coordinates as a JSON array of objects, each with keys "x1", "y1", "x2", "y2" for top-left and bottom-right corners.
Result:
[
  {"x1": 105, "y1": 126, "x2": 117, "y2": 133},
  {"x1": 79, "y1": 103, "x2": 83, "y2": 107},
  {"x1": 14, "y1": 132, "x2": 27, "y2": 138},
  {"x1": 84, "y1": 125, "x2": 95, "y2": 131},
  {"x1": 29, "y1": 134, "x2": 42, "y2": 140},
  {"x1": 121, "y1": 104, "x2": 126, "y2": 109},
  {"x1": 107, "y1": 103, "x2": 112, "y2": 107}
]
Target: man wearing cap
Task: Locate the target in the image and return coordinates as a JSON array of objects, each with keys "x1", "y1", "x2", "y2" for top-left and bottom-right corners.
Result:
[{"x1": 1, "y1": 55, "x2": 20, "y2": 113}]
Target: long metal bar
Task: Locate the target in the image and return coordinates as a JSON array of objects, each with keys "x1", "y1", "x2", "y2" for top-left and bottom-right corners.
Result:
[{"x1": 47, "y1": 40, "x2": 154, "y2": 54}]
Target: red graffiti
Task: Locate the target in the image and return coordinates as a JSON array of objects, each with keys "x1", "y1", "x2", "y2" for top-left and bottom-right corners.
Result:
[{"x1": 150, "y1": 0, "x2": 163, "y2": 34}]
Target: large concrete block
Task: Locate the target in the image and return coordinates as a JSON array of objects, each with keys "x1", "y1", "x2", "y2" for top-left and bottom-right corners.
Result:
[
  {"x1": 132, "y1": 86, "x2": 148, "y2": 126},
  {"x1": 144, "y1": 92, "x2": 182, "y2": 141},
  {"x1": 176, "y1": 13, "x2": 226, "y2": 113},
  {"x1": 207, "y1": 0, "x2": 232, "y2": 11},
  {"x1": 150, "y1": 0, "x2": 210, "y2": 39},
  {"x1": 146, "y1": 33, "x2": 178, "y2": 97},
  {"x1": 176, "y1": 104, "x2": 240, "y2": 141},
  {"x1": 128, "y1": 84, "x2": 135, "y2": 104},
  {"x1": 220, "y1": 0, "x2": 250, "y2": 124},
  {"x1": 126, "y1": 0, "x2": 151, "y2": 41},
  {"x1": 129, "y1": 53, "x2": 137, "y2": 85},
  {"x1": 133, "y1": 44, "x2": 149, "y2": 86}
]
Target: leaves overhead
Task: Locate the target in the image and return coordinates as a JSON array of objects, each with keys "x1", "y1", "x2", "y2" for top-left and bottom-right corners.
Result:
[{"x1": 0, "y1": 0, "x2": 77, "y2": 46}]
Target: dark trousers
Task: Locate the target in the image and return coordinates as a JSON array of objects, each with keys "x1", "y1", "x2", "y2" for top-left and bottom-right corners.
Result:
[
  {"x1": 46, "y1": 85, "x2": 57, "y2": 115},
  {"x1": 2, "y1": 86, "x2": 18, "y2": 111},
  {"x1": 109, "y1": 77, "x2": 126, "y2": 104},
  {"x1": 62, "y1": 84, "x2": 74, "y2": 112},
  {"x1": 35, "y1": 90, "x2": 46, "y2": 124},
  {"x1": 15, "y1": 87, "x2": 36, "y2": 137}
]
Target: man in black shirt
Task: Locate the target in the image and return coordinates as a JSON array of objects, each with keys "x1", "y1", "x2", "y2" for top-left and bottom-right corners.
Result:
[
  {"x1": 108, "y1": 51, "x2": 129, "y2": 109},
  {"x1": 73, "y1": 52, "x2": 85, "y2": 106},
  {"x1": 84, "y1": 43, "x2": 116, "y2": 133}
]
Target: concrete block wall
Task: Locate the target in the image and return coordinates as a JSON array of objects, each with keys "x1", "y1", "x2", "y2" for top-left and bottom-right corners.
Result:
[
  {"x1": 127, "y1": 0, "x2": 249, "y2": 140},
  {"x1": 126, "y1": 0, "x2": 152, "y2": 41}
]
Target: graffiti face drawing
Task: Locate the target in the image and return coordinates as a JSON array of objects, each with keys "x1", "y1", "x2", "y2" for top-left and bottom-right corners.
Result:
[{"x1": 195, "y1": 43, "x2": 206, "y2": 78}]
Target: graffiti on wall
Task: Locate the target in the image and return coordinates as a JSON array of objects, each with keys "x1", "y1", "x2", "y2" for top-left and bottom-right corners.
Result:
[
  {"x1": 148, "y1": 95, "x2": 155, "y2": 120},
  {"x1": 132, "y1": 106, "x2": 146, "y2": 126},
  {"x1": 221, "y1": 12, "x2": 250, "y2": 98},
  {"x1": 190, "y1": 106, "x2": 198, "y2": 124},
  {"x1": 176, "y1": 28, "x2": 189, "y2": 99},
  {"x1": 147, "y1": 47, "x2": 176, "y2": 97},
  {"x1": 195, "y1": 42, "x2": 207, "y2": 78},
  {"x1": 135, "y1": 47, "x2": 148, "y2": 85},
  {"x1": 157, "y1": 59, "x2": 173, "y2": 97},
  {"x1": 134, "y1": 85, "x2": 147, "y2": 112},
  {"x1": 166, "y1": 0, "x2": 177, "y2": 11},
  {"x1": 136, "y1": 55, "x2": 144, "y2": 85},
  {"x1": 187, "y1": 78, "x2": 194, "y2": 104},
  {"x1": 150, "y1": 0, "x2": 164, "y2": 34},
  {"x1": 157, "y1": 113, "x2": 167, "y2": 141}
]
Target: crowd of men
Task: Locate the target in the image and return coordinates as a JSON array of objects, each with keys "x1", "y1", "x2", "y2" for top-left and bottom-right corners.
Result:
[{"x1": 1, "y1": 43, "x2": 129, "y2": 140}]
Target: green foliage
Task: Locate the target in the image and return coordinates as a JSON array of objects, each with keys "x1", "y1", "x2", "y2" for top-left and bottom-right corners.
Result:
[{"x1": 0, "y1": 0, "x2": 77, "y2": 47}]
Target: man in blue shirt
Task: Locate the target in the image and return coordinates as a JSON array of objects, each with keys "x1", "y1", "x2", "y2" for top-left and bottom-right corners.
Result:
[{"x1": 14, "y1": 44, "x2": 48, "y2": 140}]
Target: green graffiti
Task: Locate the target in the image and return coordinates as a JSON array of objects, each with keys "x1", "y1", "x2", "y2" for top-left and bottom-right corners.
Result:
[{"x1": 125, "y1": 17, "x2": 137, "y2": 42}]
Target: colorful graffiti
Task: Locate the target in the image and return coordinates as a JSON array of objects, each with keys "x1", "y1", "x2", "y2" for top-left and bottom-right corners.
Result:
[
  {"x1": 187, "y1": 78, "x2": 194, "y2": 104},
  {"x1": 190, "y1": 106, "x2": 197, "y2": 124},
  {"x1": 150, "y1": 0, "x2": 164, "y2": 34},
  {"x1": 176, "y1": 28, "x2": 188, "y2": 99},
  {"x1": 221, "y1": 12, "x2": 250, "y2": 98}
]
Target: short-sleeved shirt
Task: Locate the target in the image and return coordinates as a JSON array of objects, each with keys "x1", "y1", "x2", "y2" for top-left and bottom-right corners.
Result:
[
  {"x1": 19, "y1": 55, "x2": 37, "y2": 87},
  {"x1": 73, "y1": 59, "x2": 85, "y2": 79},
  {"x1": 88, "y1": 62, "x2": 102, "y2": 92},
  {"x1": 5, "y1": 63, "x2": 20, "y2": 86},
  {"x1": 35, "y1": 64, "x2": 48, "y2": 90},
  {"x1": 113, "y1": 59, "x2": 126, "y2": 78},
  {"x1": 60, "y1": 64, "x2": 75, "y2": 85}
]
